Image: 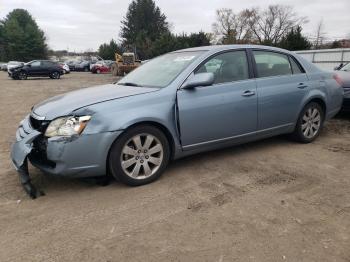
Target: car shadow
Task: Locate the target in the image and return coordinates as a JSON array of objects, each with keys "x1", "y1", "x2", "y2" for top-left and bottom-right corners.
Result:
[{"x1": 22, "y1": 135, "x2": 291, "y2": 198}]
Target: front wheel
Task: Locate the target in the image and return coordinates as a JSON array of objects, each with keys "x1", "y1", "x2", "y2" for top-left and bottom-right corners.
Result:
[
  {"x1": 109, "y1": 125, "x2": 170, "y2": 186},
  {"x1": 18, "y1": 71, "x2": 27, "y2": 80},
  {"x1": 292, "y1": 102, "x2": 324, "y2": 143}
]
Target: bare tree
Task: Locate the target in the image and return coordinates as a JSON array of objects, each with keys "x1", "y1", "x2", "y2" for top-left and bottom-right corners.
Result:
[
  {"x1": 247, "y1": 5, "x2": 307, "y2": 45},
  {"x1": 314, "y1": 19, "x2": 326, "y2": 49},
  {"x1": 212, "y1": 8, "x2": 236, "y2": 44},
  {"x1": 212, "y1": 8, "x2": 253, "y2": 44}
]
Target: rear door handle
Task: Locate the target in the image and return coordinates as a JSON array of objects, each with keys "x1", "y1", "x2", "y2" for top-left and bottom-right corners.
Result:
[
  {"x1": 297, "y1": 83, "x2": 308, "y2": 89},
  {"x1": 242, "y1": 90, "x2": 256, "y2": 97}
]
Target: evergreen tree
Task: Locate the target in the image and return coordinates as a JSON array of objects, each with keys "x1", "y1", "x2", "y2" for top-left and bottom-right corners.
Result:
[
  {"x1": 0, "y1": 21, "x2": 5, "y2": 61},
  {"x1": 120, "y1": 0, "x2": 169, "y2": 59},
  {"x1": 2, "y1": 9, "x2": 48, "y2": 61},
  {"x1": 98, "y1": 39, "x2": 122, "y2": 60},
  {"x1": 150, "y1": 32, "x2": 211, "y2": 57},
  {"x1": 278, "y1": 26, "x2": 311, "y2": 51}
]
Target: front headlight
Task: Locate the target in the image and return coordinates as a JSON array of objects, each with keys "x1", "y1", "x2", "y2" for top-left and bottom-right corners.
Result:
[{"x1": 45, "y1": 115, "x2": 91, "y2": 137}]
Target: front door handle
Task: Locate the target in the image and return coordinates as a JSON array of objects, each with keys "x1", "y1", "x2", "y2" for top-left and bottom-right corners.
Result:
[
  {"x1": 242, "y1": 90, "x2": 256, "y2": 97},
  {"x1": 297, "y1": 83, "x2": 308, "y2": 89}
]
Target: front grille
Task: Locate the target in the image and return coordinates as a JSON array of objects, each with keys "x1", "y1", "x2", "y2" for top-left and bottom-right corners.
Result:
[{"x1": 29, "y1": 116, "x2": 49, "y2": 133}]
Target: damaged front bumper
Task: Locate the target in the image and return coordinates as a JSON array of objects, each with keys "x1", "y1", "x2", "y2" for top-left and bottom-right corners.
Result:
[
  {"x1": 11, "y1": 117, "x2": 43, "y2": 198},
  {"x1": 11, "y1": 115, "x2": 122, "y2": 198}
]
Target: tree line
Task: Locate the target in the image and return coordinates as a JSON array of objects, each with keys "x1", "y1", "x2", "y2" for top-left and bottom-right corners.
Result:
[
  {"x1": 98, "y1": 1, "x2": 313, "y2": 60},
  {"x1": 0, "y1": 1, "x2": 347, "y2": 62}
]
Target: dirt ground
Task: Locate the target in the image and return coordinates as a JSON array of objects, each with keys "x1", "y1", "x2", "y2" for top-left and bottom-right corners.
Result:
[{"x1": 0, "y1": 72, "x2": 350, "y2": 262}]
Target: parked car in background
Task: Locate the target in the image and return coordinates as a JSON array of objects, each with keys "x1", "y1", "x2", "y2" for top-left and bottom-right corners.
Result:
[
  {"x1": 335, "y1": 63, "x2": 350, "y2": 111},
  {"x1": 66, "y1": 60, "x2": 79, "y2": 71},
  {"x1": 89, "y1": 59, "x2": 104, "y2": 71},
  {"x1": 7, "y1": 61, "x2": 24, "y2": 73},
  {"x1": 91, "y1": 62, "x2": 110, "y2": 74},
  {"x1": 59, "y1": 63, "x2": 70, "y2": 74},
  {"x1": 1, "y1": 63, "x2": 7, "y2": 71},
  {"x1": 0, "y1": 63, "x2": 6, "y2": 71},
  {"x1": 9, "y1": 60, "x2": 64, "y2": 80},
  {"x1": 74, "y1": 60, "x2": 91, "y2": 72},
  {"x1": 11, "y1": 45, "x2": 344, "y2": 198},
  {"x1": 104, "y1": 60, "x2": 115, "y2": 67}
]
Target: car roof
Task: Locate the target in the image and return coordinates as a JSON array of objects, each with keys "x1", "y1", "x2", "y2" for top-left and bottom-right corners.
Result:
[{"x1": 173, "y1": 44, "x2": 293, "y2": 54}]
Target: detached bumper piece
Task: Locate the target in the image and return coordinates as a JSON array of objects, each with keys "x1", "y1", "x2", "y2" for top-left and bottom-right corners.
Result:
[
  {"x1": 11, "y1": 115, "x2": 46, "y2": 199},
  {"x1": 17, "y1": 158, "x2": 44, "y2": 199}
]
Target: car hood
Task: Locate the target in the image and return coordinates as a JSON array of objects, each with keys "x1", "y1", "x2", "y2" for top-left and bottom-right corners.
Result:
[
  {"x1": 9, "y1": 65, "x2": 23, "y2": 70},
  {"x1": 32, "y1": 84, "x2": 159, "y2": 120}
]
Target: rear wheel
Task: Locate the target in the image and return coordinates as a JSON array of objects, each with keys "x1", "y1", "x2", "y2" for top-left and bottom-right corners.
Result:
[
  {"x1": 109, "y1": 125, "x2": 170, "y2": 186},
  {"x1": 50, "y1": 71, "x2": 60, "y2": 79},
  {"x1": 292, "y1": 102, "x2": 324, "y2": 143}
]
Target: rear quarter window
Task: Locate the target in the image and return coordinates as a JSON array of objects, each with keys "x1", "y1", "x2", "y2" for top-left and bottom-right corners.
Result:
[{"x1": 253, "y1": 51, "x2": 292, "y2": 78}]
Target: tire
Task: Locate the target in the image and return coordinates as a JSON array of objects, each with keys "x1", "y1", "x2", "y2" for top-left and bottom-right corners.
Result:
[
  {"x1": 96, "y1": 69, "x2": 101, "y2": 74},
  {"x1": 291, "y1": 102, "x2": 324, "y2": 143},
  {"x1": 50, "y1": 71, "x2": 60, "y2": 79},
  {"x1": 18, "y1": 71, "x2": 27, "y2": 80},
  {"x1": 109, "y1": 125, "x2": 170, "y2": 186}
]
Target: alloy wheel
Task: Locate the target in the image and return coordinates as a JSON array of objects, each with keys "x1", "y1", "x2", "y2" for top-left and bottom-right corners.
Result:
[
  {"x1": 120, "y1": 133, "x2": 164, "y2": 179},
  {"x1": 301, "y1": 107, "x2": 321, "y2": 139}
]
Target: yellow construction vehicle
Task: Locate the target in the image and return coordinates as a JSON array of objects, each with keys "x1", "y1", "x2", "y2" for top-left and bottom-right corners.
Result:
[{"x1": 111, "y1": 52, "x2": 141, "y2": 76}]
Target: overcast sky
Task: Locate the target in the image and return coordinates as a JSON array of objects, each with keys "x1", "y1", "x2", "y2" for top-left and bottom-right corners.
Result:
[{"x1": 1, "y1": 0, "x2": 349, "y2": 51}]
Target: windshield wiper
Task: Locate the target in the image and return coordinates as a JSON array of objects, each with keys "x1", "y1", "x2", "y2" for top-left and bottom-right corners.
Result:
[{"x1": 118, "y1": 82, "x2": 142, "y2": 87}]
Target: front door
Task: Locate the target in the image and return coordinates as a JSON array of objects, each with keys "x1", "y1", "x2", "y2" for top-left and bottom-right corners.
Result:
[
  {"x1": 177, "y1": 50, "x2": 258, "y2": 149},
  {"x1": 28, "y1": 61, "x2": 44, "y2": 76}
]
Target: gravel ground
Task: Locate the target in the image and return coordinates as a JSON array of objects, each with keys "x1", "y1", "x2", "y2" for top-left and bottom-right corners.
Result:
[{"x1": 0, "y1": 72, "x2": 350, "y2": 262}]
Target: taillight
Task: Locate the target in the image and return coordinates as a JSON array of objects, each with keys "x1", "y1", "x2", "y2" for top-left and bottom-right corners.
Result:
[{"x1": 333, "y1": 74, "x2": 343, "y2": 86}]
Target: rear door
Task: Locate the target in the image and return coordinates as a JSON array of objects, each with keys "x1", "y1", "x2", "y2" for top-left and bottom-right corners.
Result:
[
  {"x1": 177, "y1": 50, "x2": 258, "y2": 149},
  {"x1": 41, "y1": 61, "x2": 54, "y2": 75},
  {"x1": 252, "y1": 50, "x2": 309, "y2": 130}
]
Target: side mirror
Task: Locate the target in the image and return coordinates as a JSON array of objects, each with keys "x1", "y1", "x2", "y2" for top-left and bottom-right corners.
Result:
[{"x1": 182, "y1": 72, "x2": 214, "y2": 89}]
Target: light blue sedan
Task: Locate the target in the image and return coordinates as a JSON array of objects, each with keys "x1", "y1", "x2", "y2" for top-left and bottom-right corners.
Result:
[{"x1": 11, "y1": 45, "x2": 344, "y2": 198}]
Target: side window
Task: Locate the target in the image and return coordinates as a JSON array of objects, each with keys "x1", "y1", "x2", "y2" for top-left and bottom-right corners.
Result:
[
  {"x1": 253, "y1": 51, "x2": 292, "y2": 78},
  {"x1": 42, "y1": 61, "x2": 54, "y2": 67},
  {"x1": 30, "y1": 61, "x2": 41, "y2": 67},
  {"x1": 196, "y1": 51, "x2": 249, "y2": 84},
  {"x1": 289, "y1": 57, "x2": 304, "y2": 74}
]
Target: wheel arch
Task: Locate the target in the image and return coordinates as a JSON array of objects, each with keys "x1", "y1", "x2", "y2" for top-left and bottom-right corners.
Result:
[
  {"x1": 304, "y1": 97, "x2": 327, "y2": 117},
  {"x1": 105, "y1": 120, "x2": 176, "y2": 176}
]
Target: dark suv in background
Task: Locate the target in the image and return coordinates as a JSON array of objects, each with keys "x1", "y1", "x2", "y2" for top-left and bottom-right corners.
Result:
[{"x1": 9, "y1": 60, "x2": 64, "y2": 80}]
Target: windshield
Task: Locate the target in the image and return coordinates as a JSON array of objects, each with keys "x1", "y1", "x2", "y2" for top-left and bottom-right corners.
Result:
[
  {"x1": 118, "y1": 51, "x2": 204, "y2": 88},
  {"x1": 341, "y1": 63, "x2": 350, "y2": 71}
]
